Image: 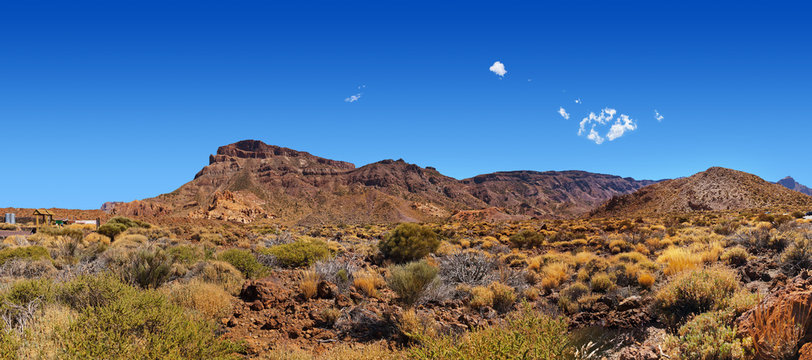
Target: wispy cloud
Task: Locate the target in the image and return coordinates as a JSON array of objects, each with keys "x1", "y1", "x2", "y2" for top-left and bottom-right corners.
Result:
[
  {"x1": 654, "y1": 109, "x2": 664, "y2": 121},
  {"x1": 489, "y1": 61, "x2": 507, "y2": 77},
  {"x1": 575, "y1": 107, "x2": 637, "y2": 144},
  {"x1": 558, "y1": 107, "x2": 570, "y2": 120},
  {"x1": 344, "y1": 93, "x2": 362, "y2": 103}
]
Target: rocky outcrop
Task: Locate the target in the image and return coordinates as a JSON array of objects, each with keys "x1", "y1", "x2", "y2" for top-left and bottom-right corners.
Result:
[{"x1": 189, "y1": 190, "x2": 270, "y2": 224}]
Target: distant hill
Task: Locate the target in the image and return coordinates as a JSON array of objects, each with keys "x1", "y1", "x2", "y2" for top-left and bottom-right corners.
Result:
[
  {"x1": 592, "y1": 167, "x2": 812, "y2": 217},
  {"x1": 106, "y1": 140, "x2": 655, "y2": 224},
  {"x1": 776, "y1": 176, "x2": 812, "y2": 196}
]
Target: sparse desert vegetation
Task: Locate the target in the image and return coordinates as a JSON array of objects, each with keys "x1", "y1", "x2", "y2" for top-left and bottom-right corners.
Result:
[{"x1": 0, "y1": 208, "x2": 811, "y2": 359}]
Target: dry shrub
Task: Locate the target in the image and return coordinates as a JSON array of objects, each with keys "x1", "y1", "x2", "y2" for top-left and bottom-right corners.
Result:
[
  {"x1": 185, "y1": 260, "x2": 245, "y2": 295},
  {"x1": 468, "y1": 286, "x2": 494, "y2": 309},
  {"x1": 398, "y1": 309, "x2": 438, "y2": 343},
  {"x1": 637, "y1": 271, "x2": 656, "y2": 288},
  {"x1": 523, "y1": 287, "x2": 540, "y2": 301},
  {"x1": 16, "y1": 304, "x2": 78, "y2": 359},
  {"x1": 751, "y1": 302, "x2": 812, "y2": 359},
  {"x1": 657, "y1": 247, "x2": 701, "y2": 276},
  {"x1": 654, "y1": 265, "x2": 740, "y2": 327},
  {"x1": 540, "y1": 263, "x2": 571, "y2": 291},
  {"x1": 163, "y1": 279, "x2": 233, "y2": 320},
  {"x1": 720, "y1": 246, "x2": 750, "y2": 266},
  {"x1": 589, "y1": 272, "x2": 615, "y2": 292},
  {"x1": 83, "y1": 233, "x2": 111, "y2": 245},
  {"x1": 489, "y1": 282, "x2": 516, "y2": 313},
  {"x1": 300, "y1": 270, "x2": 320, "y2": 299},
  {"x1": 0, "y1": 259, "x2": 57, "y2": 279},
  {"x1": 353, "y1": 269, "x2": 385, "y2": 298}
]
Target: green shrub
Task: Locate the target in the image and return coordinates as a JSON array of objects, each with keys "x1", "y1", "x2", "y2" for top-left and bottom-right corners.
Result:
[
  {"x1": 217, "y1": 249, "x2": 267, "y2": 278},
  {"x1": 0, "y1": 246, "x2": 51, "y2": 265},
  {"x1": 780, "y1": 234, "x2": 812, "y2": 275},
  {"x1": 261, "y1": 239, "x2": 331, "y2": 268},
  {"x1": 379, "y1": 223, "x2": 440, "y2": 263},
  {"x1": 3, "y1": 278, "x2": 55, "y2": 305},
  {"x1": 387, "y1": 260, "x2": 438, "y2": 306},
  {"x1": 58, "y1": 273, "x2": 135, "y2": 309},
  {"x1": 122, "y1": 245, "x2": 174, "y2": 289},
  {"x1": 186, "y1": 260, "x2": 245, "y2": 295},
  {"x1": 509, "y1": 230, "x2": 546, "y2": 249},
  {"x1": 410, "y1": 302, "x2": 574, "y2": 359},
  {"x1": 590, "y1": 272, "x2": 615, "y2": 292},
  {"x1": 97, "y1": 223, "x2": 127, "y2": 240},
  {"x1": 654, "y1": 266, "x2": 740, "y2": 327},
  {"x1": 665, "y1": 311, "x2": 746, "y2": 360},
  {"x1": 97, "y1": 216, "x2": 149, "y2": 240},
  {"x1": 0, "y1": 330, "x2": 19, "y2": 358},
  {"x1": 167, "y1": 245, "x2": 207, "y2": 265},
  {"x1": 58, "y1": 289, "x2": 243, "y2": 359}
]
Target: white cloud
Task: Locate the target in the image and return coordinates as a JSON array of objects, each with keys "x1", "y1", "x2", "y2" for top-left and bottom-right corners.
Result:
[
  {"x1": 489, "y1": 61, "x2": 507, "y2": 77},
  {"x1": 344, "y1": 93, "x2": 362, "y2": 103},
  {"x1": 655, "y1": 109, "x2": 664, "y2": 121},
  {"x1": 587, "y1": 127, "x2": 604, "y2": 144},
  {"x1": 558, "y1": 107, "x2": 570, "y2": 120},
  {"x1": 606, "y1": 114, "x2": 637, "y2": 141},
  {"x1": 575, "y1": 98, "x2": 582, "y2": 104},
  {"x1": 576, "y1": 107, "x2": 637, "y2": 144}
]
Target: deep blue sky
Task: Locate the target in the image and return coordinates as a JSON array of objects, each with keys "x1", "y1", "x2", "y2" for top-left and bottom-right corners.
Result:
[{"x1": 2, "y1": 1, "x2": 810, "y2": 209}]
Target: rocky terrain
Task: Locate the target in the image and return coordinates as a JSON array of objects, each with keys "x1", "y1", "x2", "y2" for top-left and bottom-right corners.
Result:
[
  {"x1": 592, "y1": 167, "x2": 812, "y2": 217},
  {"x1": 106, "y1": 140, "x2": 655, "y2": 225}
]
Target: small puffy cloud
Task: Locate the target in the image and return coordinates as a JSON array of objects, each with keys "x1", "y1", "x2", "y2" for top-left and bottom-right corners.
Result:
[
  {"x1": 558, "y1": 107, "x2": 570, "y2": 120},
  {"x1": 587, "y1": 127, "x2": 604, "y2": 144},
  {"x1": 489, "y1": 61, "x2": 507, "y2": 77},
  {"x1": 606, "y1": 114, "x2": 637, "y2": 141},
  {"x1": 344, "y1": 93, "x2": 362, "y2": 103},
  {"x1": 576, "y1": 107, "x2": 636, "y2": 144},
  {"x1": 655, "y1": 109, "x2": 664, "y2": 121},
  {"x1": 575, "y1": 98, "x2": 582, "y2": 104}
]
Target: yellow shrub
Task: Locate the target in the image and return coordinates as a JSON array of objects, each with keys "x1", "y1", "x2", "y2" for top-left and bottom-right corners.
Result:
[
  {"x1": 17, "y1": 304, "x2": 78, "y2": 359},
  {"x1": 469, "y1": 286, "x2": 494, "y2": 309},
  {"x1": 300, "y1": 270, "x2": 320, "y2": 299},
  {"x1": 637, "y1": 271, "x2": 656, "y2": 288},
  {"x1": 523, "y1": 287, "x2": 540, "y2": 301},
  {"x1": 164, "y1": 279, "x2": 233, "y2": 320},
  {"x1": 84, "y1": 232, "x2": 111, "y2": 245},
  {"x1": 574, "y1": 251, "x2": 597, "y2": 266},
  {"x1": 353, "y1": 269, "x2": 385, "y2": 298},
  {"x1": 657, "y1": 247, "x2": 701, "y2": 276},
  {"x1": 540, "y1": 263, "x2": 571, "y2": 291}
]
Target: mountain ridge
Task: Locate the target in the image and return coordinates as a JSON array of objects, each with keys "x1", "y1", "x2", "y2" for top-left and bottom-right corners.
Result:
[{"x1": 105, "y1": 140, "x2": 658, "y2": 224}]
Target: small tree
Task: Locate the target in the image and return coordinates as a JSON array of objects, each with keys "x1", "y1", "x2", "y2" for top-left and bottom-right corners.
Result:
[{"x1": 379, "y1": 223, "x2": 440, "y2": 263}]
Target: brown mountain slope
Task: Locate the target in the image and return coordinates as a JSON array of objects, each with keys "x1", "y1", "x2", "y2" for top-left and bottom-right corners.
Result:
[
  {"x1": 777, "y1": 176, "x2": 812, "y2": 196},
  {"x1": 592, "y1": 167, "x2": 812, "y2": 217},
  {"x1": 462, "y1": 171, "x2": 657, "y2": 218},
  {"x1": 108, "y1": 140, "x2": 655, "y2": 224}
]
